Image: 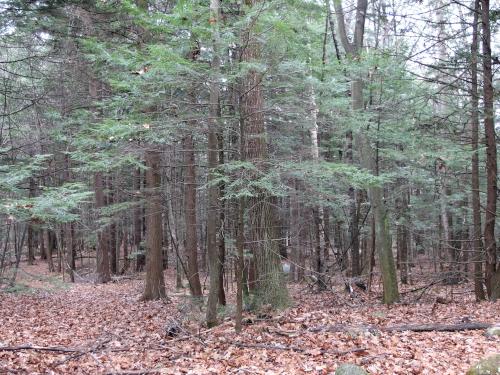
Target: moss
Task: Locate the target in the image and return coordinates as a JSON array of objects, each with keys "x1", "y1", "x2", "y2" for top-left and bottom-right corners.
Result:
[
  {"x1": 3, "y1": 283, "x2": 33, "y2": 294},
  {"x1": 486, "y1": 327, "x2": 500, "y2": 337},
  {"x1": 335, "y1": 364, "x2": 368, "y2": 375},
  {"x1": 466, "y1": 354, "x2": 500, "y2": 375}
]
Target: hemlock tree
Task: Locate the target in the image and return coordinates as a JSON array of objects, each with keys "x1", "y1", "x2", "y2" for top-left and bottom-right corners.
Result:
[
  {"x1": 333, "y1": 0, "x2": 399, "y2": 304},
  {"x1": 240, "y1": 0, "x2": 289, "y2": 308}
]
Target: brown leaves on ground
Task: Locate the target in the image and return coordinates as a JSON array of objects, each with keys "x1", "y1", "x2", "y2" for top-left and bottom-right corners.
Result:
[{"x1": 0, "y1": 263, "x2": 498, "y2": 374}]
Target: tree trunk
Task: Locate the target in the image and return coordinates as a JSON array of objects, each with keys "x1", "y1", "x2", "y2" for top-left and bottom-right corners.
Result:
[
  {"x1": 470, "y1": 0, "x2": 485, "y2": 300},
  {"x1": 481, "y1": 0, "x2": 498, "y2": 300},
  {"x1": 240, "y1": 0, "x2": 288, "y2": 308},
  {"x1": 235, "y1": 195, "x2": 245, "y2": 332},
  {"x1": 44, "y1": 229, "x2": 54, "y2": 273},
  {"x1": 94, "y1": 172, "x2": 111, "y2": 283},
  {"x1": 183, "y1": 134, "x2": 203, "y2": 298},
  {"x1": 27, "y1": 178, "x2": 35, "y2": 265},
  {"x1": 134, "y1": 167, "x2": 145, "y2": 271},
  {"x1": 397, "y1": 191, "x2": 409, "y2": 285},
  {"x1": 334, "y1": 0, "x2": 398, "y2": 303},
  {"x1": 108, "y1": 176, "x2": 117, "y2": 274},
  {"x1": 206, "y1": 0, "x2": 222, "y2": 327},
  {"x1": 142, "y1": 150, "x2": 166, "y2": 300},
  {"x1": 308, "y1": 80, "x2": 325, "y2": 290},
  {"x1": 217, "y1": 133, "x2": 226, "y2": 306}
]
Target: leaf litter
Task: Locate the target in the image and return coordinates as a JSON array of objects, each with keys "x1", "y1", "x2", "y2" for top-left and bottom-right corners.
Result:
[{"x1": 0, "y1": 263, "x2": 498, "y2": 374}]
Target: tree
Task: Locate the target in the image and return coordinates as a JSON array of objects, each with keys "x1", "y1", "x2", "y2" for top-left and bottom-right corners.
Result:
[
  {"x1": 470, "y1": 0, "x2": 485, "y2": 301},
  {"x1": 206, "y1": 0, "x2": 222, "y2": 327},
  {"x1": 142, "y1": 149, "x2": 166, "y2": 300},
  {"x1": 481, "y1": 0, "x2": 498, "y2": 300},
  {"x1": 333, "y1": 0, "x2": 399, "y2": 303},
  {"x1": 240, "y1": 0, "x2": 289, "y2": 308}
]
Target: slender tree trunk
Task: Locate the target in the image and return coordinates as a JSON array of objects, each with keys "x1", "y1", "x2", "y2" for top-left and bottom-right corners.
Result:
[
  {"x1": 235, "y1": 196, "x2": 245, "y2": 332},
  {"x1": 27, "y1": 178, "x2": 35, "y2": 265},
  {"x1": 217, "y1": 133, "x2": 226, "y2": 306},
  {"x1": 345, "y1": 128, "x2": 360, "y2": 276},
  {"x1": 94, "y1": 172, "x2": 111, "y2": 283},
  {"x1": 334, "y1": 0, "x2": 398, "y2": 303},
  {"x1": 44, "y1": 230, "x2": 55, "y2": 272},
  {"x1": 397, "y1": 191, "x2": 409, "y2": 285},
  {"x1": 308, "y1": 81, "x2": 325, "y2": 290},
  {"x1": 206, "y1": 0, "x2": 222, "y2": 326},
  {"x1": 142, "y1": 150, "x2": 166, "y2": 300},
  {"x1": 437, "y1": 161, "x2": 458, "y2": 283},
  {"x1": 108, "y1": 176, "x2": 117, "y2": 274},
  {"x1": 470, "y1": 0, "x2": 485, "y2": 300},
  {"x1": 134, "y1": 167, "x2": 145, "y2": 271},
  {"x1": 183, "y1": 134, "x2": 203, "y2": 297},
  {"x1": 481, "y1": 0, "x2": 498, "y2": 300}
]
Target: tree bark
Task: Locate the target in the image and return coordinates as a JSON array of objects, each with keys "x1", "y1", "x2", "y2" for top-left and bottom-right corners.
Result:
[
  {"x1": 27, "y1": 178, "x2": 35, "y2": 265},
  {"x1": 134, "y1": 167, "x2": 144, "y2": 271},
  {"x1": 183, "y1": 134, "x2": 202, "y2": 297},
  {"x1": 206, "y1": 0, "x2": 222, "y2": 327},
  {"x1": 241, "y1": 0, "x2": 288, "y2": 308},
  {"x1": 470, "y1": 0, "x2": 485, "y2": 300},
  {"x1": 142, "y1": 150, "x2": 166, "y2": 300},
  {"x1": 94, "y1": 172, "x2": 111, "y2": 283},
  {"x1": 481, "y1": 0, "x2": 498, "y2": 300},
  {"x1": 308, "y1": 80, "x2": 325, "y2": 290},
  {"x1": 108, "y1": 176, "x2": 117, "y2": 274},
  {"x1": 217, "y1": 133, "x2": 226, "y2": 306},
  {"x1": 334, "y1": 0, "x2": 398, "y2": 303}
]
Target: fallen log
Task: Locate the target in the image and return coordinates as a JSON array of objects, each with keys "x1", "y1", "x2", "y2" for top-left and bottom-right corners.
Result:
[{"x1": 309, "y1": 322, "x2": 496, "y2": 333}]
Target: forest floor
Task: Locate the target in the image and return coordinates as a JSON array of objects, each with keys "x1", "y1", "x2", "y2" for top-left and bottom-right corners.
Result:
[{"x1": 0, "y1": 262, "x2": 499, "y2": 375}]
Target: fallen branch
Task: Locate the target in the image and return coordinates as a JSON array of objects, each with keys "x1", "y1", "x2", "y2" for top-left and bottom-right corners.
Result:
[
  {"x1": 53, "y1": 338, "x2": 112, "y2": 366},
  {"x1": 384, "y1": 322, "x2": 494, "y2": 332},
  {"x1": 106, "y1": 370, "x2": 161, "y2": 375},
  {"x1": 309, "y1": 322, "x2": 495, "y2": 333},
  {"x1": 233, "y1": 342, "x2": 367, "y2": 356},
  {"x1": 0, "y1": 344, "x2": 79, "y2": 353},
  {"x1": 234, "y1": 342, "x2": 302, "y2": 352}
]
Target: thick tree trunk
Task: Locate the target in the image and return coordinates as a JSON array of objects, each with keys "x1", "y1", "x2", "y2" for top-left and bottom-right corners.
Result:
[
  {"x1": 142, "y1": 150, "x2": 166, "y2": 300},
  {"x1": 241, "y1": 0, "x2": 288, "y2": 308}
]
